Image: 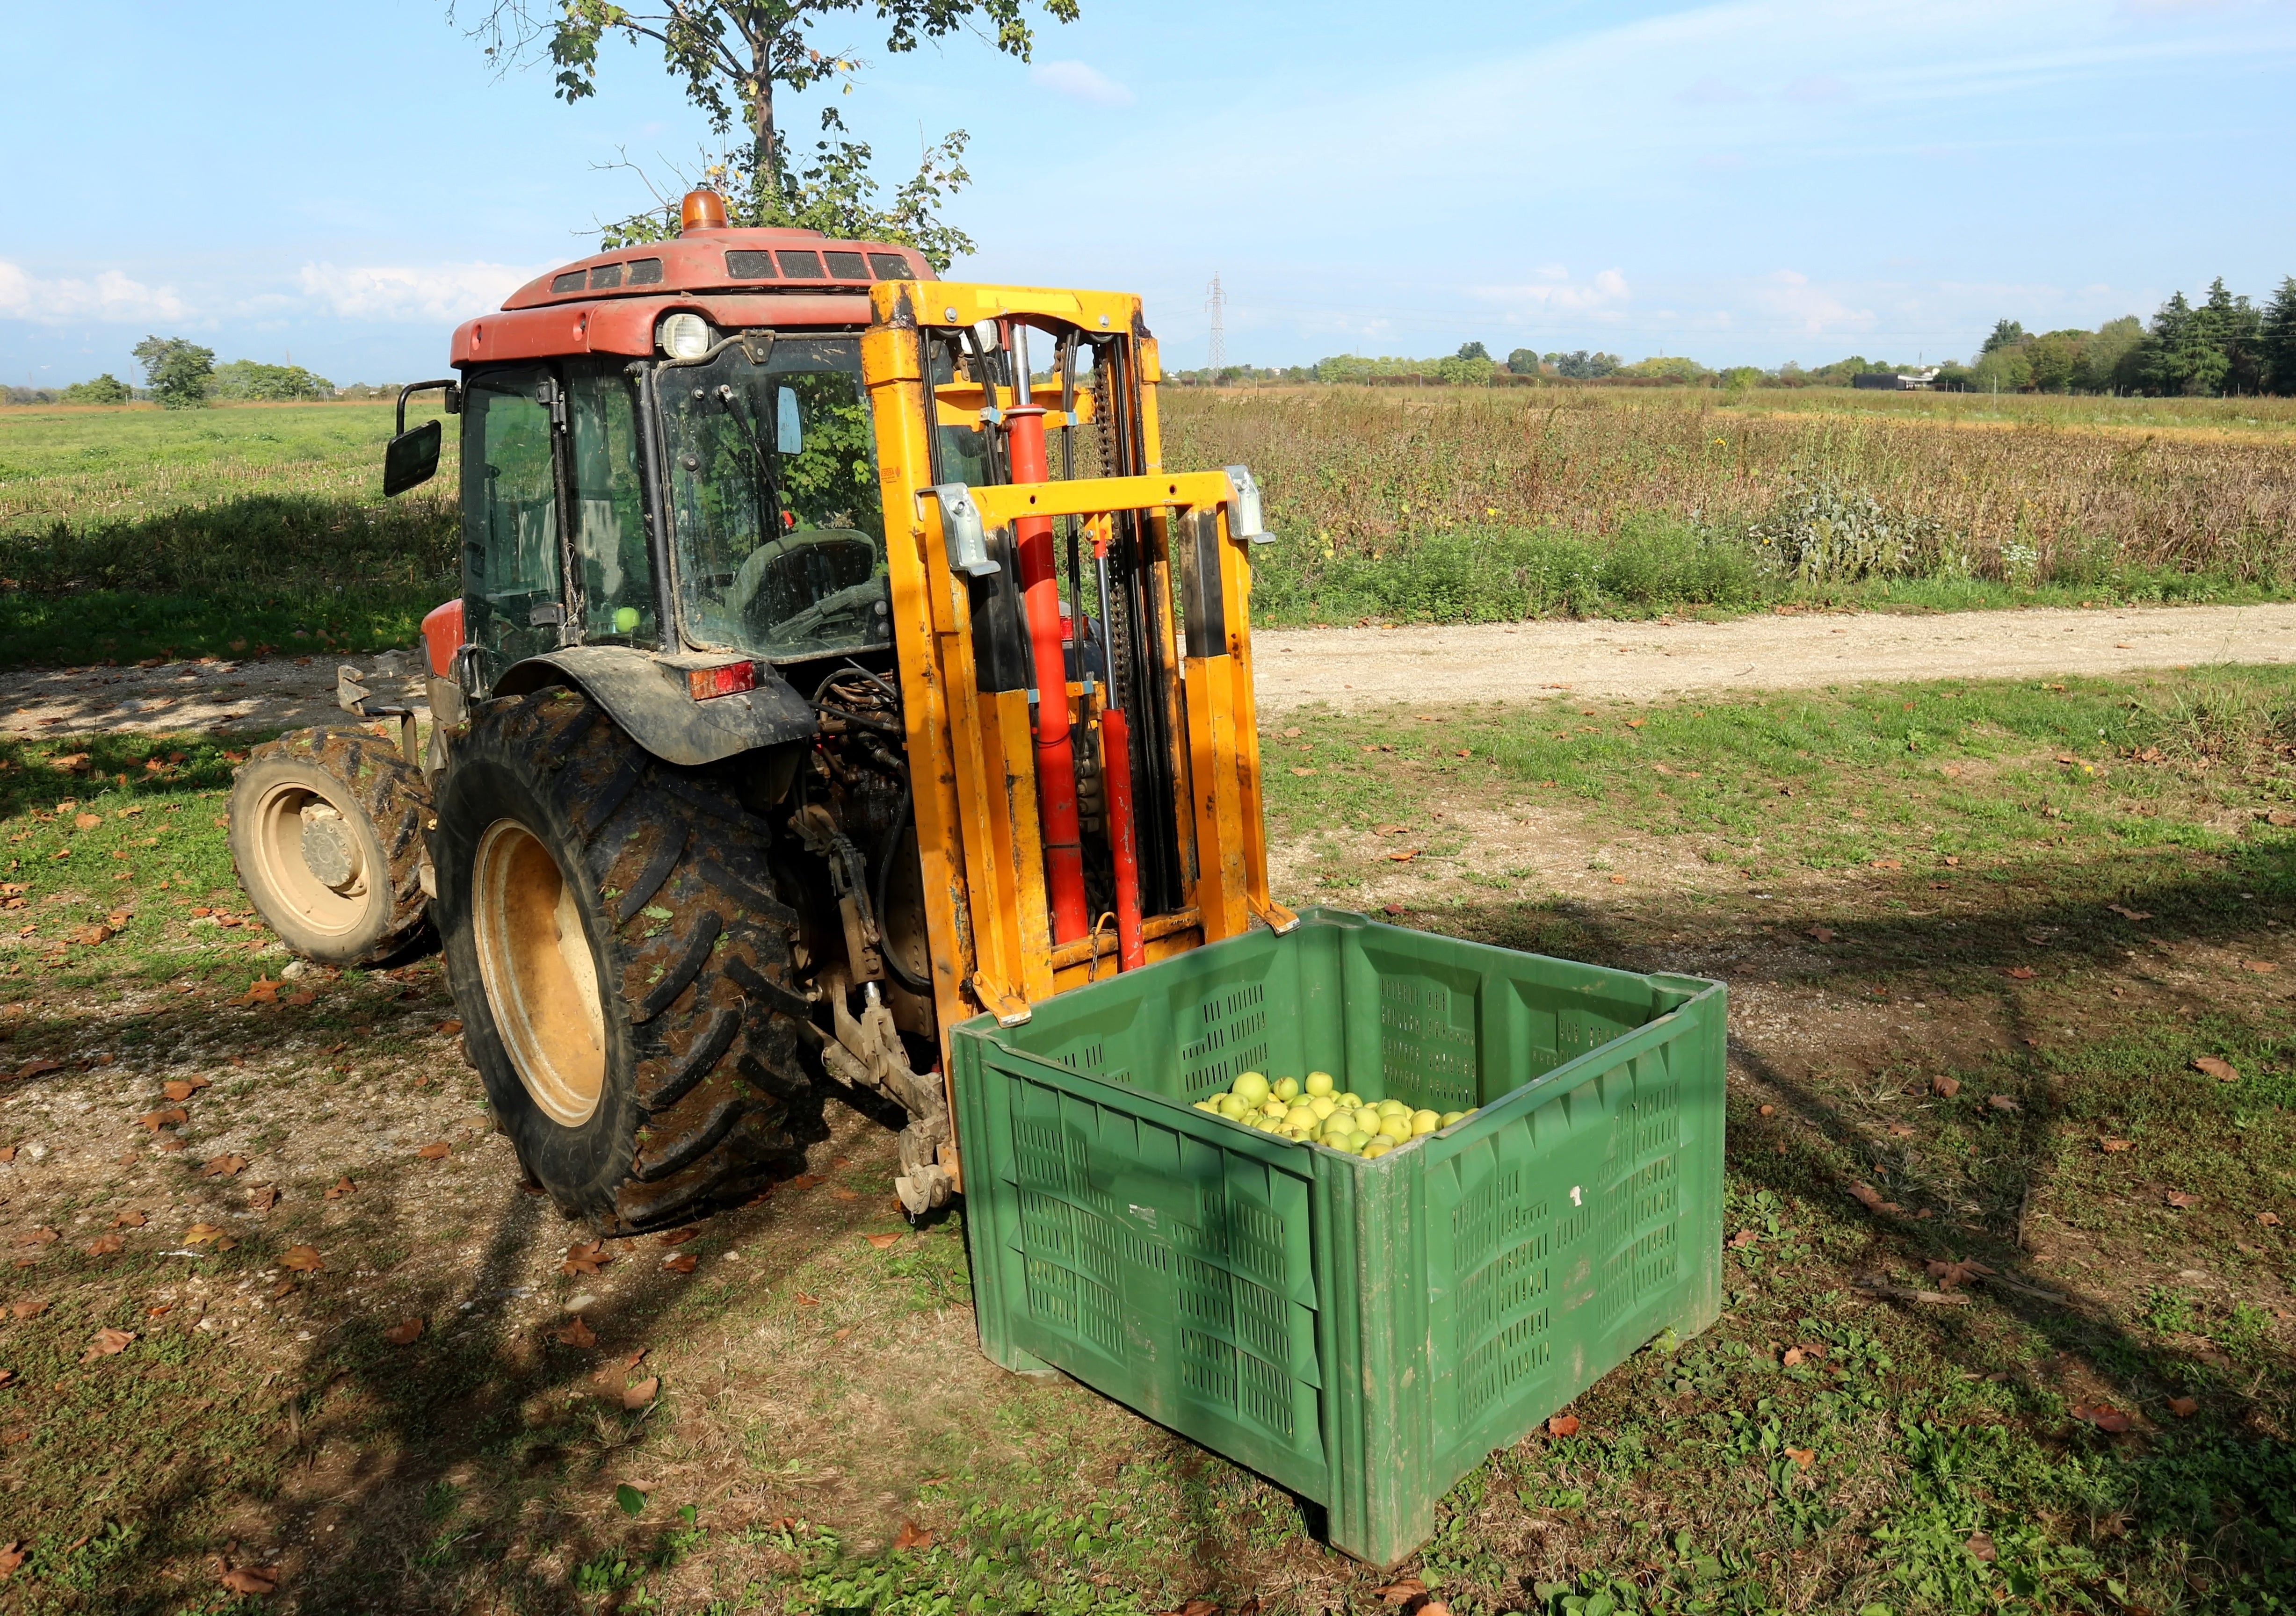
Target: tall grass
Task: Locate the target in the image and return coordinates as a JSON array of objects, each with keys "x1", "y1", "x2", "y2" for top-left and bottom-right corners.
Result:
[
  {"x1": 1164, "y1": 386, "x2": 2296, "y2": 619},
  {"x1": 0, "y1": 402, "x2": 456, "y2": 665}
]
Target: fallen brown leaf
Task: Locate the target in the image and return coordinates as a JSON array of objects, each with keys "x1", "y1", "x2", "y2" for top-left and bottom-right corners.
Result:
[
  {"x1": 161, "y1": 1076, "x2": 211, "y2": 1101},
  {"x1": 1966, "y1": 1531, "x2": 1996, "y2": 1561},
  {"x1": 562, "y1": 1241, "x2": 613, "y2": 1277},
  {"x1": 110, "y1": 1209, "x2": 147, "y2": 1229},
  {"x1": 85, "y1": 1233, "x2": 123, "y2": 1256},
  {"x1": 621, "y1": 1375, "x2": 659, "y2": 1409},
  {"x1": 2242, "y1": 960, "x2": 2278, "y2": 974},
  {"x1": 1387, "y1": 848, "x2": 1418, "y2": 862},
  {"x1": 325, "y1": 1176, "x2": 356, "y2": 1199},
  {"x1": 1547, "y1": 1414, "x2": 1580, "y2": 1437},
  {"x1": 663, "y1": 1253, "x2": 698, "y2": 1274},
  {"x1": 1988, "y1": 1094, "x2": 2020, "y2": 1112},
  {"x1": 8, "y1": 1301, "x2": 44, "y2": 1320},
  {"x1": 200, "y1": 1154, "x2": 249, "y2": 1179},
  {"x1": 863, "y1": 1231, "x2": 906, "y2": 1249},
  {"x1": 81, "y1": 1327, "x2": 134, "y2": 1362},
  {"x1": 416, "y1": 1141, "x2": 451, "y2": 1161},
  {"x1": 280, "y1": 1244, "x2": 324, "y2": 1273},
  {"x1": 1806, "y1": 925, "x2": 1835, "y2": 943},
  {"x1": 891, "y1": 1520, "x2": 935, "y2": 1553},
  {"x1": 1784, "y1": 1446, "x2": 1816, "y2": 1469},
  {"x1": 248, "y1": 1184, "x2": 279, "y2": 1212},
  {"x1": 1728, "y1": 1228, "x2": 1758, "y2": 1249},
  {"x1": 2101, "y1": 1137, "x2": 2133, "y2": 1153},
  {"x1": 1932, "y1": 1075, "x2": 1961, "y2": 1098},
  {"x1": 1374, "y1": 1579, "x2": 1429, "y2": 1606},
  {"x1": 828, "y1": 1186, "x2": 860, "y2": 1201},
  {"x1": 383, "y1": 1318, "x2": 424, "y2": 1345},
  {"x1": 183, "y1": 1223, "x2": 231, "y2": 1247},
  {"x1": 555, "y1": 1317, "x2": 596, "y2": 1349},
  {"x1": 2194, "y1": 1056, "x2": 2239, "y2": 1083},
  {"x1": 137, "y1": 1107, "x2": 187, "y2": 1133},
  {"x1": 2107, "y1": 904, "x2": 2154, "y2": 921},
  {"x1": 2261, "y1": 1212, "x2": 2284, "y2": 1227},
  {"x1": 2072, "y1": 1403, "x2": 2133, "y2": 1433},
  {"x1": 217, "y1": 1564, "x2": 277, "y2": 1595},
  {"x1": 2005, "y1": 966, "x2": 2036, "y2": 981},
  {"x1": 2168, "y1": 1396, "x2": 2199, "y2": 1418},
  {"x1": 0, "y1": 1542, "x2": 20, "y2": 1578},
  {"x1": 2166, "y1": 1191, "x2": 2199, "y2": 1210},
  {"x1": 658, "y1": 1228, "x2": 699, "y2": 1246}
]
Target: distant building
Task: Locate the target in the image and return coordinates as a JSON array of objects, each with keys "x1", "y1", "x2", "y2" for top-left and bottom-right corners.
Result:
[{"x1": 1852, "y1": 369, "x2": 1942, "y2": 391}]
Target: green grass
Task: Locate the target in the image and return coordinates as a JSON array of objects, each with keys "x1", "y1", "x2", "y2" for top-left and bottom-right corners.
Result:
[
  {"x1": 0, "y1": 402, "x2": 454, "y2": 668},
  {"x1": 1239, "y1": 512, "x2": 2274, "y2": 627},
  {"x1": 1265, "y1": 664, "x2": 2296, "y2": 888}
]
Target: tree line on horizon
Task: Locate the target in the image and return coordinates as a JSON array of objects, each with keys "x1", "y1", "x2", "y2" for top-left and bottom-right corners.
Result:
[
  {"x1": 1172, "y1": 275, "x2": 2296, "y2": 396},
  {"x1": 4, "y1": 338, "x2": 350, "y2": 408}
]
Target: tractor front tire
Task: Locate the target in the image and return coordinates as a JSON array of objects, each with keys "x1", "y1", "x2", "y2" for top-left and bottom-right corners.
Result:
[
  {"x1": 229, "y1": 728, "x2": 434, "y2": 967},
  {"x1": 430, "y1": 687, "x2": 811, "y2": 1233}
]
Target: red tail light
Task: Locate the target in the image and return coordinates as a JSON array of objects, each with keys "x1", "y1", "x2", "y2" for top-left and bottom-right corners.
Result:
[{"x1": 686, "y1": 661, "x2": 760, "y2": 701}]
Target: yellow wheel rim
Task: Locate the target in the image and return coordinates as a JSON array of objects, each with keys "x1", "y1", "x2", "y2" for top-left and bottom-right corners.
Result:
[{"x1": 471, "y1": 819, "x2": 606, "y2": 1127}]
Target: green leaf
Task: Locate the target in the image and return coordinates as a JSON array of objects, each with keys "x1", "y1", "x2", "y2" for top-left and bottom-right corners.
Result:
[{"x1": 616, "y1": 1483, "x2": 647, "y2": 1517}]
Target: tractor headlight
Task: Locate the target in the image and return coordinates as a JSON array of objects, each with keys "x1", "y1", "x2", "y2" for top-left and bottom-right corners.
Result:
[{"x1": 657, "y1": 312, "x2": 713, "y2": 360}]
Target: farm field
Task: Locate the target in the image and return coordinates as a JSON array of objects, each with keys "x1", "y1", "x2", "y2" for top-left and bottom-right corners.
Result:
[
  {"x1": 1162, "y1": 387, "x2": 2296, "y2": 626},
  {"x1": 7, "y1": 385, "x2": 2296, "y2": 669},
  {"x1": 0, "y1": 403, "x2": 456, "y2": 670},
  {"x1": 0, "y1": 664, "x2": 2288, "y2": 1612}
]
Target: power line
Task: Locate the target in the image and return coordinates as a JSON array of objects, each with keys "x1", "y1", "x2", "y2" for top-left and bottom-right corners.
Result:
[{"x1": 1205, "y1": 273, "x2": 1226, "y2": 374}]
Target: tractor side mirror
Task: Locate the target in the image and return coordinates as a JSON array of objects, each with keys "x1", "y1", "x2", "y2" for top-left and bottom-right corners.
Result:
[
  {"x1": 383, "y1": 418, "x2": 442, "y2": 498},
  {"x1": 776, "y1": 386, "x2": 803, "y2": 454}
]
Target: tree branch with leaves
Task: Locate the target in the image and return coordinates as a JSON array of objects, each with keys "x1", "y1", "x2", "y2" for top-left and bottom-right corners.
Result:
[{"x1": 451, "y1": 0, "x2": 1079, "y2": 262}]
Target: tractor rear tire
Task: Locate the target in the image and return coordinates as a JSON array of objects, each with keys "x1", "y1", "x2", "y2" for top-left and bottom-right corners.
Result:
[
  {"x1": 229, "y1": 728, "x2": 435, "y2": 967},
  {"x1": 429, "y1": 687, "x2": 812, "y2": 1233}
]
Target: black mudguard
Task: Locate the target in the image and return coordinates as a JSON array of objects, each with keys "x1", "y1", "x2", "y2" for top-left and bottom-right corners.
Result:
[{"x1": 491, "y1": 647, "x2": 815, "y2": 768}]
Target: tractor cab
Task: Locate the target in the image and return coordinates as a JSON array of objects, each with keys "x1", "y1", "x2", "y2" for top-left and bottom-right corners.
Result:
[{"x1": 388, "y1": 189, "x2": 935, "y2": 703}]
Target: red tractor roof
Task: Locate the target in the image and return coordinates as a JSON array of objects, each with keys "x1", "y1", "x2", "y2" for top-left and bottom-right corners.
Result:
[{"x1": 451, "y1": 224, "x2": 937, "y2": 369}]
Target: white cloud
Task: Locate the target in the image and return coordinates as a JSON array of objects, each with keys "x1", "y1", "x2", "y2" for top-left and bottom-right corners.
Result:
[
  {"x1": 296, "y1": 261, "x2": 541, "y2": 324},
  {"x1": 1029, "y1": 59, "x2": 1136, "y2": 107},
  {"x1": 1752, "y1": 270, "x2": 1876, "y2": 335},
  {"x1": 0, "y1": 260, "x2": 187, "y2": 325},
  {"x1": 1476, "y1": 268, "x2": 1631, "y2": 317}
]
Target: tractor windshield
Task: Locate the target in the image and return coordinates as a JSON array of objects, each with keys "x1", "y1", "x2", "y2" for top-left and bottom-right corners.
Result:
[{"x1": 659, "y1": 336, "x2": 889, "y2": 663}]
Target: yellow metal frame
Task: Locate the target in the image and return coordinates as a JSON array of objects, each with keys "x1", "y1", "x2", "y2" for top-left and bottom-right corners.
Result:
[{"x1": 859, "y1": 281, "x2": 1296, "y2": 1104}]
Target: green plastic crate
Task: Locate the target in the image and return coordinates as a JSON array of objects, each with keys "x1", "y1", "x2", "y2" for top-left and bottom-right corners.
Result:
[{"x1": 951, "y1": 908, "x2": 1726, "y2": 1565}]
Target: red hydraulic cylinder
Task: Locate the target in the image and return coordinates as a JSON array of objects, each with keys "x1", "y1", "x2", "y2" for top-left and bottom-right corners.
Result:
[
  {"x1": 1001, "y1": 403, "x2": 1089, "y2": 945},
  {"x1": 1100, "y1": 707, "x2": 1146, "y2": 971}
]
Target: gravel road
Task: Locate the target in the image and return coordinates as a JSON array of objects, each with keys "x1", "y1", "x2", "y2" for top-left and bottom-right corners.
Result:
[
  {"x1": 1251, "y1": 601, "x2": 2296, "y2": 714},
  {"x1": 5, "y1": 602, "x2": 2293, "y2": 738}
]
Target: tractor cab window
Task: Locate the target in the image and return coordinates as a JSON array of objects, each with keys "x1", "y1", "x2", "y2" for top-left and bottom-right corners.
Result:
[
  {"x1": 460, "y1": 368, "x2": 563, "y2": 688},
  {"x1": 565, "y1": 364, "x2": 656, "y2": 646},
  {"x1": 659, "y1": 336, "x2": 889, "y2": 663}
]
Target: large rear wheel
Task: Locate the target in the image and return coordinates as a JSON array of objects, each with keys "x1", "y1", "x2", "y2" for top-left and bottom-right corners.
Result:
[
  {"x1": 431, "y1": 687, "x2": 812, "y2": 1232},
  {"x1": 228, "y1": 729, "x2": 434, "y2": 967}
]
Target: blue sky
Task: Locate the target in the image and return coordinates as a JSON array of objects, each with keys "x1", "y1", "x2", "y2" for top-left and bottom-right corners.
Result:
[{"x1": 4, "y1": 0, "x2": 2293, "y2": 386}]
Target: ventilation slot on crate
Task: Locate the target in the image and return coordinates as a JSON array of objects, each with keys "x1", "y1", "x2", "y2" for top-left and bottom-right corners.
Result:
[
  {"x1": 1378, "y1": 978, "x2": 1477, "y2": 1111},
  {"x1": 1458, "y1": 1309, "x2": 1552, "y2": 1423},
  {"x1": 1178, "y1": 982, "x2": 1269, "y2": 1092},
  {"x1": 1239, "y1": 1352, "x2": 1296, "y2": 1440}
]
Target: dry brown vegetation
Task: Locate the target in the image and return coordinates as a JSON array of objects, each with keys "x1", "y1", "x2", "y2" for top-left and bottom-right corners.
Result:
[{"x1": 1163, "y1": 386, "x2": 2296, "y2": 583}]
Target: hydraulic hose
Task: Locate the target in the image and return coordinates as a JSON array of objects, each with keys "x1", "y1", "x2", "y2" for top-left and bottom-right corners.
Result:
[{"x1": 872, "y1": 780, "x2": 932, "y2": 996}]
